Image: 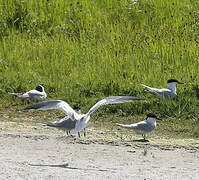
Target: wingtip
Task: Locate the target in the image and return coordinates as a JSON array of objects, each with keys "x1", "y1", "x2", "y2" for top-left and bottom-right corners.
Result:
[
  {"x1": 23, "y1": 107, "x2": 31, "y2": 111},
  {"x1": 116, "y1": 123, "x2": 122, "y2": 126},
  {"x1": 37, "y1": 123, "x2": 47, "y2": 127},
  {"x1": 141, "y1": 83, "x2": 147, "y2": 88}
]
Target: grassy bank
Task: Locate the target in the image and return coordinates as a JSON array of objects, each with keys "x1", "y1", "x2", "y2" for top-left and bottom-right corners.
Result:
[{"x1": 0, "y1": 0, "x2": 198, "y2": 137}]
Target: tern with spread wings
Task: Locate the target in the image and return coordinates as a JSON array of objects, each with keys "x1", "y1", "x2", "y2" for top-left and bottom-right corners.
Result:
[{"x1": 24, "y1": 96, "x2": 145, "y2": 137}]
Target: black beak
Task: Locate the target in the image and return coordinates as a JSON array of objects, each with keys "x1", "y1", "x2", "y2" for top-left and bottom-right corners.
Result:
[
  {"x1": 157, "y1": 117, "x2": 162, "y2": 120},
  {"x1": 178, "y1": 81, "x2": 184, "y2": 84}
]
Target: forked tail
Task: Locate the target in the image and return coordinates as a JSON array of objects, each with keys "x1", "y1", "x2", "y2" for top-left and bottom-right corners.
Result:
[
  {"x1": 37, "y1": 122, "x2": 56, "y2": 127},
  {"x1": 9, "y1": 92, "x2": 23, "y2": 97},
  {"x1": 141, "y1": 84, "x2": 152, "y2": 90},
  {"x1": 116, "y1": 123, "x2": 132, "y2": 128}
]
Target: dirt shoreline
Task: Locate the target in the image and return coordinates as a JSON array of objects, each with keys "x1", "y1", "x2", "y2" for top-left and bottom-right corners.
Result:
[{"x1": 0, "y1": 125, "x2": 199, "y2": 180}]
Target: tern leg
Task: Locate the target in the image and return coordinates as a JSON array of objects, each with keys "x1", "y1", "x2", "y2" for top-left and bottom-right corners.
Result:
[
  {"x1": 83, "y1": 129, "x2": 86, "y2": 137},
  {"x1": 78, "y1": 132, "x2": 81, "y2": 138},
  {"x1": 142, "y1": 134, "x2": 146, "y2": 140}
]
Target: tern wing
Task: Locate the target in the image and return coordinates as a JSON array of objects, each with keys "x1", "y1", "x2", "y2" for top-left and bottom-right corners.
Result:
[
  {"x1": 117, "y1": 121, "x2": 153, "y2": 133},
  {"x1": 24, "y1": 100, "x2": 78, "y2": 117},
  {"x1": 141, "y1": 84, "x2": 171, "y2": 97},
  {"x1": 141, "y1": 84, "x2": 171, "y2": 93},
  {"x1": 86, "y1": 96, "x2": 145, "y2": 118},
  {"x1": 9, "y1": 92, "x2": 24, "y2": 98},
  {"x1": 26, "y1": 89, "x2": 44, "y2": 96},
  {"x1": 116, "y1": 121, "x2": 147, "y2": 129},
  {"x1": 68, "y1": 96, "x2": 145, "y2": 135},
  {"x1": 39, "y1": 117, "x2": 76, "y2": 130},
  {"x1": 131, "y1": 121, "x2": 155, "y2": 133},
  {"x1": 141, "y1": 84, "x2": 161, "y2": 93}
]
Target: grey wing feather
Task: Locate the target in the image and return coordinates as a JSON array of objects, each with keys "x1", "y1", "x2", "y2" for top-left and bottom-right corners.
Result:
[
  {"x1": 132, "y1": 122, "x2": 154, "y2": 132},
  {"x1": 41, "y1": 117, "x2": 76, "y2": 130},
  {"x1": 87, "y1": 96, "x2": 145, "y2": 116},
  {"x1": 24, "y1": 100, "x2": 77, "y2": 117},
  {"x1": 141, "y1": 84, "x2": 161, "y2": 93}
]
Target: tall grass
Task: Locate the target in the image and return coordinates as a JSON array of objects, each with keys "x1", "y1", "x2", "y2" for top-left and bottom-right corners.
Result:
[{"x1": 0, "y1": 0, "x2": 198, "y2": 125}]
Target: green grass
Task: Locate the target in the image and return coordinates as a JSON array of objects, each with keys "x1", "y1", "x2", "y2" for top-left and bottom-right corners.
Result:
[{"x1": 0, "y1": 0, "x2": 198, "y2": 138}]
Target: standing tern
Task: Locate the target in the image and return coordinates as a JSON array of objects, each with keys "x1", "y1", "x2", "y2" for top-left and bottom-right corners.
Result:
[
  {"x1": 9, "y1": 85, "x2": 47, "y2": 101},
  {"x1": 116, "y1": 113, "x2": 161, "y2": 140},
  {"x1": 24, "y1": 96, "x2": 146, "y2": 137},
  {"x1": 141, "y1": 79, "x2": 184, "y2": 99},
  {"x1": 38, "y1": 104, "x2": 82, "y2": 137}
]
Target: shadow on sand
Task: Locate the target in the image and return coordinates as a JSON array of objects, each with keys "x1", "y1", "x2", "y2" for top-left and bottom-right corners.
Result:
[
  {"x1": 28, "y1": 163, "x2": 109, "y2": 172},
  {"x1": 127, "y1": 139, "x2": 149, "y2": 143}
]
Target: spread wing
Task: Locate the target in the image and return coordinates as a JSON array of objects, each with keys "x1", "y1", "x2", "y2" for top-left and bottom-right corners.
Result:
[
  {"x1": 24, "y1": 100, "x2": 78, "y2": 117},
  {"x1": 86, "y1": 96, "x2": 145, "y2": 117}
]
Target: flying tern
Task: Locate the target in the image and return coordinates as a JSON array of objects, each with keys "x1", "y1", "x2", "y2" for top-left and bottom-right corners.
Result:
[
  {"x1": 9, "y1": 85, "x2": 47, "y2": 101},
  {"x1": 116, "y1": 113, "x2": 161, "y2": 140},
  {"x1": 141, "y1": 79, "x2": 184, "y2": 99},
  {"x1": 24, "y1": 96, "x2": 146, "y2": 137}
]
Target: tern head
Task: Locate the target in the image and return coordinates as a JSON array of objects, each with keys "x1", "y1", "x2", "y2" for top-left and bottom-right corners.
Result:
[
  {"x1": 167, "y1": 79, "x2": 184, "y2": 85},
  {"x1": 146, "y1": 113, "x2": 161, "y2": 121},
  {"x1": 73, "y1": 103, "x2": 81, "y2": 114},
  {"x1": 35, "y1": 85, "x2": 44, "y2": 92}
]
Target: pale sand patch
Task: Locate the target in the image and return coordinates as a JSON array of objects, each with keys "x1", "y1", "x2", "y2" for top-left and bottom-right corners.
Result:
[{"x1": 0, "y1": 120, "x2": 198, "y2": 180}]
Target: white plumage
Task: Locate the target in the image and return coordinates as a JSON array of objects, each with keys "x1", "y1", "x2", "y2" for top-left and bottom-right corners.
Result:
[
  {"x1": 117, "y1": 113, "x2": 161, "y2": 140},
  {"x1": 24, "y1": 96, "x2": 145, "y2": 136},
  {"x1": 141, "y1": 79, "x2": 184, "y2": 99},
  {"x1": 9, "y1": 85, "x2": 47, "y2": 101}
]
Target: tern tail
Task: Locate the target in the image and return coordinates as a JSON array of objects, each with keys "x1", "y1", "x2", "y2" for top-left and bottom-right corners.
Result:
[
  {"x1": 141, "y1": 84, "x2": 153, "y2": 90},
  {"x1": 38, "y1": 122, "x2": 57, "y2": 127},
  {"x1": 116, "y1": 123, "x2": 132, "y2": 128},
  {"x1": 9, "y1": 92, "x2": 23, "y2": 97}
]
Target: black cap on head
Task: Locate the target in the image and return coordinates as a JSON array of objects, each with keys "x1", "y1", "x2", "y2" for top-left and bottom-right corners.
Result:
[
  {"x1": 35, "y1": 85, "x2": 43, "y2": 92},
  {"x1": 73, "y1": 104, "x2": 81, "y2": 111},
  {"x1": 167, "y1": 79, "x2": 179, "y2": 83},
  {"x1": 147, "y1": 113, "x2": 158, "y2": 118},
  {"x1": 147, "y1": 113, "x2": 161, "y2": 120},
  {"x1": 167, "y1": 79, "x2": 184, "y2": 84}
]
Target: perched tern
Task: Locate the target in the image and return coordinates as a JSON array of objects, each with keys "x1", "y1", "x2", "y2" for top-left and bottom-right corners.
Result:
[
  {"x1": 9, "y1": 85, "x2": 47, "y2": 101},
  {"x1": 116, "y1": 113, "x2": 161, "y2": 140},
  {"x1": 141, "y1": 79, "x2": 184, "y2": 99},
  {"x1": 24, "y1": 96, "x2": 145, "y2": 136}
]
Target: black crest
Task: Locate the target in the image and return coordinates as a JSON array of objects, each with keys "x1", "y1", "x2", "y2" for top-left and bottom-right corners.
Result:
[
  {"x1": 167, "y1": 79, "x2": 179, "y2": 83},
  {"x1": 73, "y1": 104, "x2": 81, "y2": 111},
  {"x1": 147, "y1": 113, "x2": 157, "y2": 118},
  {"x1": 35, "y1": 85, "x2": 43, "y2": 92}
]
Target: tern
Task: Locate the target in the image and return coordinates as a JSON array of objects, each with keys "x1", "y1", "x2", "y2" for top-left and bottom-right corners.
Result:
[
  {"x1": 38, "y1": 104, "x2": 83, "y2": 137},
  {"x1": 141, "y1": 79, "x2": 184, "y2": 99},
  {"x1": 116, "y1": 113, "x2": 161, "y2": 140},
  {"x1": 24, "y1": 96, "x2": 145, "y2": 137},
  {"x1": 9, "y1": 85, "x2": 47, "y2": 101}
]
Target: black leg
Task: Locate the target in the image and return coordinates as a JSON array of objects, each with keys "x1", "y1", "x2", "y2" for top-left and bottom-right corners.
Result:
[
  {"x1": 142, "y1": 134, "x2": 146, "y2": 140},
  {"x1": 78, "y1": 132, "x2": 80, "y2": 138}
]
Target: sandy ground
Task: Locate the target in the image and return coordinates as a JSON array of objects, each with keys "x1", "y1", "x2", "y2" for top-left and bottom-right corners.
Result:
[{"x1": 0, "y1": 119, "x2": 199, "y2": 180}]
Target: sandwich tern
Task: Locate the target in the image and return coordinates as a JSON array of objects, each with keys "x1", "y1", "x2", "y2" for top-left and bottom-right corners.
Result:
[
  {"x1": 141, "y1": 79, "x2": 184, "y2": 99},
  {"x1": 24, "y1": 96, "x2": 146, "y2": 137},
  {"x1": 116, "y1": 113, "x2": 161, "y2": 140},
  {"x1": 9, "y1": 85, "x2": 47, "y2": 101},
  {"x1": 38, "y1": 104, "x2": 83, "y2": 137}
]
